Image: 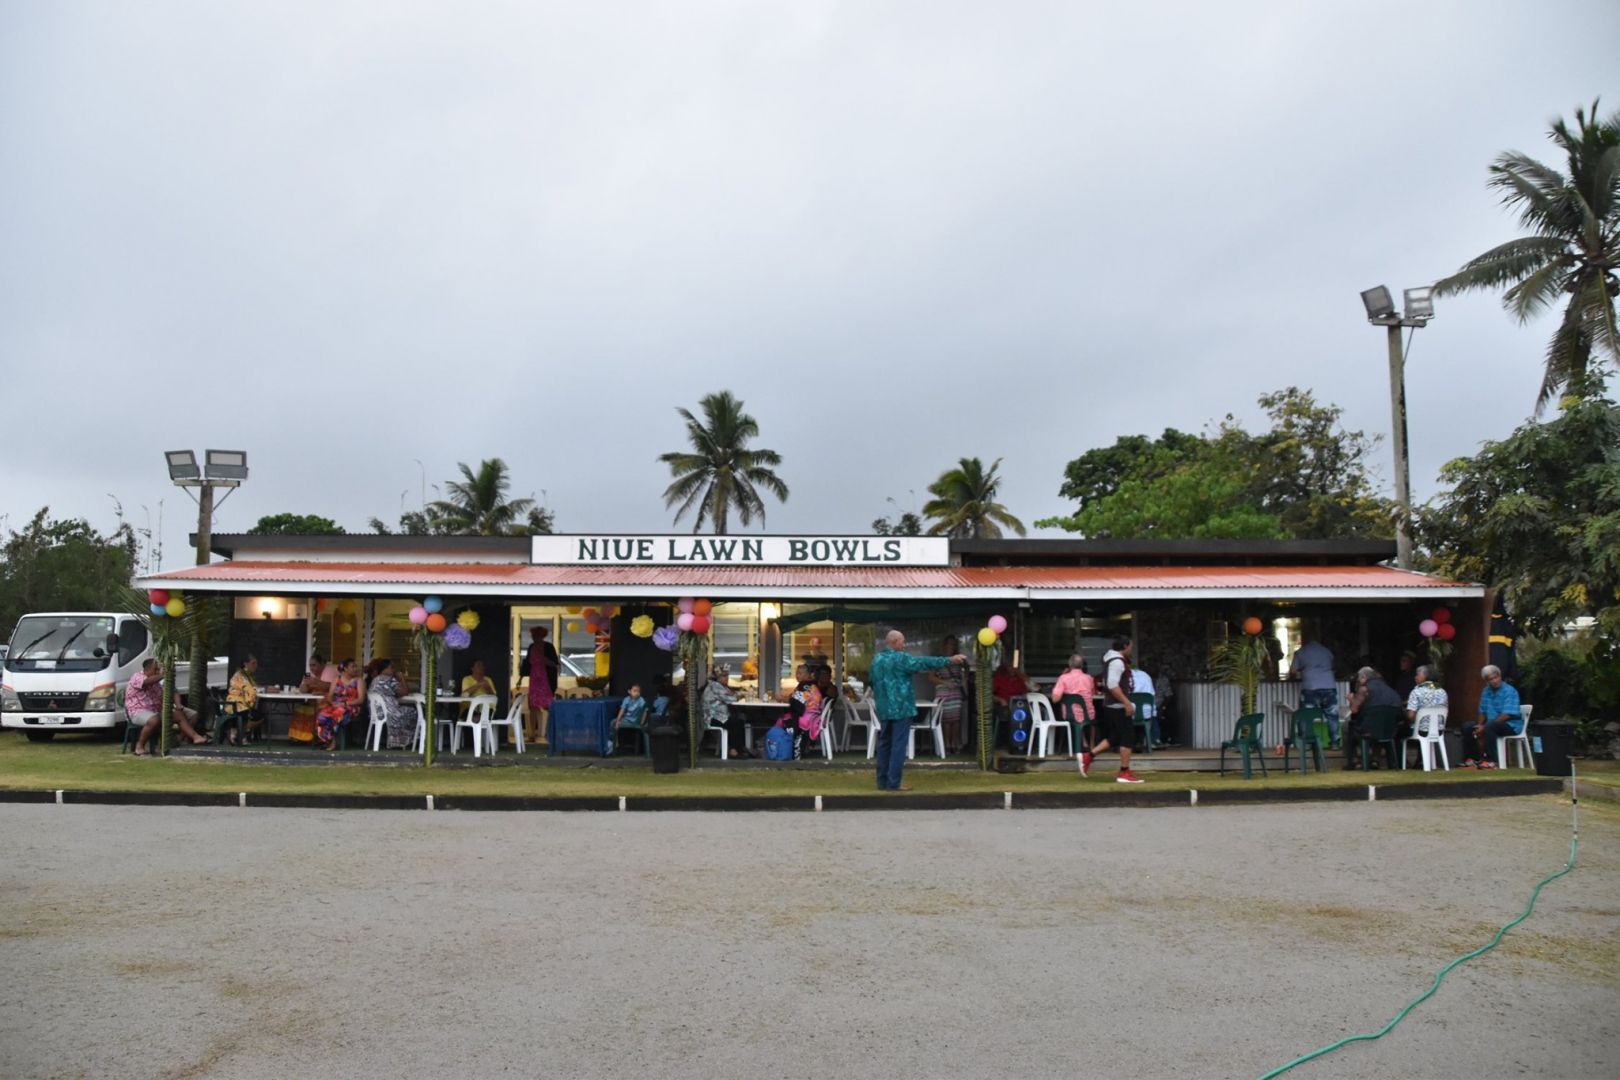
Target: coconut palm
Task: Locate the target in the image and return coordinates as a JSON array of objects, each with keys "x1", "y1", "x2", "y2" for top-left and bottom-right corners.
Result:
[
  {"x1": 428, "y1": 459, "x2": 536, "y2": 536},
  {"x1": 922, "y1": 457, "x2": 1026, "y2": 539},
  {"x1": 659, "y1": 391, "x2": 788, "y2": 534},
  {"x1": 1434, "y1": 101, "x2": 1620, "y2": 410}
]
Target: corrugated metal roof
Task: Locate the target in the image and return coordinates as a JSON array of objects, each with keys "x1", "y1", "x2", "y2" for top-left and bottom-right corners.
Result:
[{"x1": 140, "y1": 560, "x2": 1480, "y2": 599}]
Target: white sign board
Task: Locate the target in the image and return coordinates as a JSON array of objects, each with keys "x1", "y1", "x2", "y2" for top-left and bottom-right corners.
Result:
[{"x1": 532, "y1": 535, "x2": 950, "y2": 567}]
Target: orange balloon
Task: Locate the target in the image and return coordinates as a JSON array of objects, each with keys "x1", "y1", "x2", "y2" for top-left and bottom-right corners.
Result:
[
  {"x1": 1241, "y1": 616, "x2": 1264, "y2": 636},
  {"x1": 425, "y1": 613, "x2": 447, "y2": 633},
  {"x1": 693, "y1": 598, "x2": 713, "y2": 616}
]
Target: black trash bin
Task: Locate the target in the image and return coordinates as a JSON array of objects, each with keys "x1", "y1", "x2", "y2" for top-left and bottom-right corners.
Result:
[
  {"x1": 1530, "y1": 718, "x2": 1574, "y2": 778},
  {"x1": 650, "y1": 724, "x2": 682, "y2": 774}
]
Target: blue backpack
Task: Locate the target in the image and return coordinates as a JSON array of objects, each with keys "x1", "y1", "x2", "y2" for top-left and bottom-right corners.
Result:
[{"x1": 764, "y1": 724, "x2": 794, "y2": 761}]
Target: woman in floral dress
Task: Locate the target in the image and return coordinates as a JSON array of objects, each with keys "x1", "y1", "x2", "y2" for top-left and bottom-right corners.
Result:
[{"x1": 316, "y1": 659, "x2": 362, "y2": 750}]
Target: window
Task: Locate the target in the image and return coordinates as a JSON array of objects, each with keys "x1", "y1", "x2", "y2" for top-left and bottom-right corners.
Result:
[{"x1": 117, "y1": 621, "x2": 148, "y2": 667}]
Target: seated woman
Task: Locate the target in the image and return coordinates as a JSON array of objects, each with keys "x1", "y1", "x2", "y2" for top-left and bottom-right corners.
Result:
[
  {"x1": 929, "y1": 635, "x2": 968, "y2": 753},
  {"x1": 220, "y1": 654, "x2": 263, "y2": 745},
  {"x1": 459, "y1": 659, "x2": 497, "y2": 701},
  {"x1": 367, "y1": 658, "x2": 415, "y2": 750},
  {"x1": 701, "y1": 665, "x2": 750, "y2": 758},
  {"x1": 788, "y1": 669, "x2": 825, "y2": 759},
  {"x1": 315, "y1": 659, "x2": 363, "y2": 751}
]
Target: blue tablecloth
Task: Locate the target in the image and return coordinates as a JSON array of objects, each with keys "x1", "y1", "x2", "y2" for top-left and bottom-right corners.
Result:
[{"x1": 549, "y1": 698, "x2": 613, "y2": 756}]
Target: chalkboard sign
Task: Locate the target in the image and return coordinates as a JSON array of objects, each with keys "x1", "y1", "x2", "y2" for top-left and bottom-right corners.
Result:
[{"x1": 229, "y1": 619, "x2": 307, "y2": 687}]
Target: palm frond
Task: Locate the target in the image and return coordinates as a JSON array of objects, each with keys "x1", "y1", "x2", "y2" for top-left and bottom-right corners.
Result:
[
  {"x1": 1502, "y1": 257, "x2": 1576, "y2": 321},
  {"x1": 1433, "y1": 236, "x2": 1568, "y2": 295}
]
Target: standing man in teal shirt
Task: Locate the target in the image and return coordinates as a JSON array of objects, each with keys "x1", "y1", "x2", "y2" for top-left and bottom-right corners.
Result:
[{"x1": 869, "y1": 630, "x2": 967, "y2": 791}]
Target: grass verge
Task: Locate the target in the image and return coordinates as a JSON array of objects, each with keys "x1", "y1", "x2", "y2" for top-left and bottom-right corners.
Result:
[{"x1": 0, "y1": 732, "x2": 1573, "y2": 799}]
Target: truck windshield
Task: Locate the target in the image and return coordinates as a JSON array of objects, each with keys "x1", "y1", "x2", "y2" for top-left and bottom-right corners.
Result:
[{"x1": 7, "y1": 616, "x2": 117, "y2": 672}]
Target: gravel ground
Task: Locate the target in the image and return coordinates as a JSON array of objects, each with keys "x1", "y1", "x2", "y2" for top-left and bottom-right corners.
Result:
[{"x1": 1, "y1": 796, "x2": 1615, "y2": 1080}]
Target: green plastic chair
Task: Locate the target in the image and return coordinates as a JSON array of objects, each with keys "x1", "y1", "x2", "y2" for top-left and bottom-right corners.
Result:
[
  {"x1": 1282, "y1": 706, "x2": 1327, "y2": 774},
  {"x1": 1357, "y1": 705, "x2": 1404, "y2": 770},
  {"x1": 1057, "y1": 694, "x2": 1096, "y2": 753},
  {"x1": 610, "y1": 722, "x2": 652, "y2": 757},
  {"x1": 1129, "y1": 693, "x2": 1155, "y2": 754},
  {"x1": 117, "y1": 687, "x2": 140, "y2": 754},
  {"x1": 1219, "y1": 713, "x2": 1269, "y2": 779}
]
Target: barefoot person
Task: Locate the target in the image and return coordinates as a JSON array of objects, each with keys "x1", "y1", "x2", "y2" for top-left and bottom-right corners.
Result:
[
  {"x1": 1080, "y1": 636, "x2": 1144, "y2": 783},
  {"x1": 129, "y1": 658, "x2": 208, "y2": 754},
  {"x1": 869, "y1": 630, "x2": 967, "y2": 791}
]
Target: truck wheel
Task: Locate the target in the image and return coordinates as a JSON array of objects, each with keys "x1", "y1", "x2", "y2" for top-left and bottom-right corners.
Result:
[{"x1": 24, "y1": 732, "x2": 56, "y2": 743}]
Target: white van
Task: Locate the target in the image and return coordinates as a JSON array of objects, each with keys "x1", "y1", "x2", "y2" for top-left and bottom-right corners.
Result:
[{"x1": 0, "y1": 612, "x2": 222, "y2": 741}]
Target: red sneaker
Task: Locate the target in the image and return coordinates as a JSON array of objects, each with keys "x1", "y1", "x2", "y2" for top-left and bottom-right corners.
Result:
[
  {"x1": 1116, "y1": 769, "x2": 1144, "y2": 784},
  {"x1": 1079, "y1": 751, "x2": 1093, "y2": 777}
]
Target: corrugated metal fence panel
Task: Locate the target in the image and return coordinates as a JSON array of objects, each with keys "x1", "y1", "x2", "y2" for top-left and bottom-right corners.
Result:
[{"x1": 1178, "y1": 681, "x2": 1352, "y2": 749}]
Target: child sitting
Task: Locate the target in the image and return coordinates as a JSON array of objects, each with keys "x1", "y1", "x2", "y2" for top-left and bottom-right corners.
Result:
[{"x1": 608, "y1": 684, "x2": 648, "y2": 756}]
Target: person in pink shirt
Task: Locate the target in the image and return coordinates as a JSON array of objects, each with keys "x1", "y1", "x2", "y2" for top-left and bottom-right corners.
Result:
[
  {"x1": 1051, "y1": 654, "x2": 1097, "y2": 751},
  {"x1": 128, "y1": 658, "x2": 207, "y2": 755}
]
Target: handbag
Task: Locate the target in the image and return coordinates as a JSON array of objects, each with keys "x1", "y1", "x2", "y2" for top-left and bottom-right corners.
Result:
[{"x1": 288, "y1": 706, "x2": 317, "y2": 743}]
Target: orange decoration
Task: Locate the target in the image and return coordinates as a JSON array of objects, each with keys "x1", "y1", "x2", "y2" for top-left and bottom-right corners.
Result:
[
  {"x1": 425, "y1": 613, "x2": 447, "y2": 633},
  {"x1": 693, "y1": 598, "x2": 713, "y2": 616},
  {"x1": 1241, "y1": 616, "x2": 1264, "y2": 636}
]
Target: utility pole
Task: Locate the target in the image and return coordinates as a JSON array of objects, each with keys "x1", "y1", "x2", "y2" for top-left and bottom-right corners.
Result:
[{"x1": 165, "y1": 450, "x2": 248, "y2": 740}]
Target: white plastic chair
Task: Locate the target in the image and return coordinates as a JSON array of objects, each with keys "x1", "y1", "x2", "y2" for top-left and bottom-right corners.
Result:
[
  {"x1": 908, "y1": 700, "x2": 947, "y2": 759},
  {"x1": 815, "y1": 699, "x2": 838, "y2": 761},
  {"x1": 488, "y1": 696, "x2": 525, "y2": 754},
  {"x1": 844, "y1": 692, "x2": 875, "y2": 752},
  {"x1": 700, "y1": 710, "x2": 730, "y2": 759},
  {"x1": 452, "y1": 696, "x2": 498, "y2": 758},
  {"x1": 364, "y1": 692, "x2": 390, "y2": 751},
  {"x1": 1402, "y1": 705, "x2": 1449, "y2": 771},
  {"x1": 1027, "y1": 692, "x2": 1071, "y2": 757},
  {"x1": 1499, "y1": 704, "x2": 1534, "y2": 770}
]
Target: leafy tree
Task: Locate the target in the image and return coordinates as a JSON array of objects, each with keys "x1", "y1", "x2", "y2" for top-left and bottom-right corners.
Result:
[
  {"x1": 428, "y1": 459, "x2": 536, "y2": 536},
  {"x1": 1416, "y1": 393, "x2": 1620, "y2": 636},
  {"x1": 0, "y1": 509, "x2": 137, "y2": 633},
  {"x1": 922, "y1": 457, "x2": 1026, "y2": 539},
  {"x1": 659, "y1": 391, "x2": 788, "y2": 534},
  {"x1": 1061, "y1": 451, "x2": 1287, "y2": 539},
  {"x1": 1056, "y1": 429, "x2": 1203, "y2": 512},
  {"x1": 368, "y1": 509, "x2": 455, "y2": 536},
  {"x1": 247, "y1": 513, "x2": 345, "y2": 536},
  {"x1": 1038, "y1": 388, "x2": 1390, "y2": 540},
  {"x1": 871, "y1": 511, "x2": 924, "y2": 536},
  {"x1": 1433, "y1": 101, "x2": 1620, "y2": 410}
]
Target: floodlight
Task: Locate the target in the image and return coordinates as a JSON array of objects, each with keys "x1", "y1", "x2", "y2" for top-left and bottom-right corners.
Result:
[
  {"x1": 1360, "y1": 286, "x2": 1396, "y2": 320},
  {"x1": 165, "y1": 450, "x2": 200, "y2": 481},
  {"x1": 1403, "y1": 286, "x2": 1435, "y2": 321},
  {"x1": 204, "y1": 449, "x2": 249, "y2": 481}
]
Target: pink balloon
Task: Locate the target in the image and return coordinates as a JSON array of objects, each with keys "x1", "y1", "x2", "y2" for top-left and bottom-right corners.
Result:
[
  {"x1": 1419, "y1": 619, "x2": 1439, "y2": 638},
  {"x1": 676, "y1": 612, "x2": 695, "y2": 631},
  {"x1": 987, "y1": 615, "x2": 1008, "y2": 634},
  {"x1": 677, "y1": 597, "x2": 695, "y2": 614},
  {"x1": 408, "y1": 606, "x2": 428, "y2": 626}
]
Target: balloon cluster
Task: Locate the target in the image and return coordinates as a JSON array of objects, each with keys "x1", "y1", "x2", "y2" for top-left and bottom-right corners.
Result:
[
  {"x1": 977, "y1": 613, "x2": 1008, "y2": 648},
  {"x1": 675, "y1": 597, "x2": 713, "y2": 635},
  {"x1": 409, "y1": 596, "x2": 449, "y2": 634},
  {"x1": 1420, "y1": 606, "x2": 1456, "y2": 642},
  {"x1": 578, "y1": 606, "x2": 617, "y2": 635},
  {"x1": 147, "y1": 589, "x2": 185, "y2": 619}
]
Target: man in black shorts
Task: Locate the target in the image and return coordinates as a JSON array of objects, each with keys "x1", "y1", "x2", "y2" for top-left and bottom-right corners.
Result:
[{"x1": 1080, "y1": 636, "x2": 1144, "y2": 783}]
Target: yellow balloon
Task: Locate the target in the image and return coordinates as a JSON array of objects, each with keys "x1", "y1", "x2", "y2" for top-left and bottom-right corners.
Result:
[
  {"x1": 564, "y1": 606, "x2": 582, "y2": 615},
  {"x1": 165, "y1": 598, "x2": 186, "y2": 618},
  {"x1": 566, "y1": 621, "x2": 580, "y2": 633},
  {"x1": 977, "y1": 627, "x2": 998, "y2": 647}
]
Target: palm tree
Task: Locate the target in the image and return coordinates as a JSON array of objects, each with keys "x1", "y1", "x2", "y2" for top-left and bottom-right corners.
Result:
[
  {"x1": 922, "y1": 457, "x2": 1026, "y2": 539},
  {"x1": 659, "y1": 391, "x2": 788, "y2": 534},
  {"x1": 428, "y1": 459, "x2": 536, "y2": 536},
  {"x1": 1434, "y1": 101, "x2": 1620, "y2": 410}
]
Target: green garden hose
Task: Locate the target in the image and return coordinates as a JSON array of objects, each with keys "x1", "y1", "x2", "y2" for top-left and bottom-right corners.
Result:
[{"x1": 1257, "y1": 765, "x2": 1580, "y2": 1080}]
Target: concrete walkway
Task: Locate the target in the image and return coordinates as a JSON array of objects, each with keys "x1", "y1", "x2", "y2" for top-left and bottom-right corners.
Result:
[{"x1": 1, "y1": 797, "x2": 1615, "y2": 1079}]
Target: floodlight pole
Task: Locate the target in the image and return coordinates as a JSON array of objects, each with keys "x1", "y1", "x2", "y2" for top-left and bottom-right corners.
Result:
[{"x1": 1385, "y1": 323, "x2": 1413, "y2": 570}]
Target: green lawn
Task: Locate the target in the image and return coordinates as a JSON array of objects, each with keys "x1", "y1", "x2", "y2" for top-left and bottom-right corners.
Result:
[{"x1": 0, "y1": 732, "x2": 1567, "y2": 799}]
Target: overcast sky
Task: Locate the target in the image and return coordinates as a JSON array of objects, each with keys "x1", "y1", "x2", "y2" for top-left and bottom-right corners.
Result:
[{"x1": 3, "y1": 1, "x2": 1617, "y2": 570}]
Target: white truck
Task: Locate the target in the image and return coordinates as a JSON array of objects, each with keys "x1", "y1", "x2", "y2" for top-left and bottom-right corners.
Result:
[{"x1": 1, "y1": 612, "x2": 225, "y2": 741}]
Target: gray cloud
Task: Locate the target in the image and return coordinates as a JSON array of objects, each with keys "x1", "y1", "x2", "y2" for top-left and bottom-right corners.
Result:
[{"x1": 2, "y1": 1, "x2": 1616, "y2": 566}]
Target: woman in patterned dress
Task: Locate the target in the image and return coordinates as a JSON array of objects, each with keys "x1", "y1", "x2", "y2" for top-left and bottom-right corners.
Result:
[
  {"x1": 366, "y1": 658, "x2": 414, "y2": 750},
  {"x1": 316, "y1": 659, "x2": 362, "y2": 750}
]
